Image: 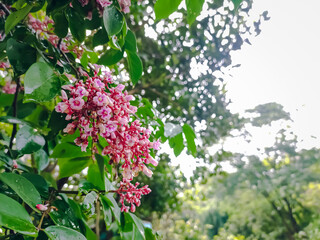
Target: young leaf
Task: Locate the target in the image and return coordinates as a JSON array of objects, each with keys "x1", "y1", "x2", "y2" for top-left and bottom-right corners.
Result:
[
  {"x1": 6, "y1": 38, "x2": 36, "y2": 75},
  {"x1": 44, "y1": 226, "x2": 86, "y2": 240},
  {"x1": 154, "y1": 0, "x2": 182, "y2": 20},
  {"x1": 186, "y1": 0, "x2": 205, "y2": 25},
  {"x1": 16, "y1": 125, "x2": 45, "y2": 154},
  {"x1": 182, "y1": 124, "x2": 197, "y2": 156},
  {"x1": 0, "y1": 194, "x2": 38, "y2": 237},
  {"x1": 5, "y1": 4, "x2": 33, "y2": 34},
  {"x1": 0, "y1": 173, "x2": 41, "y2": 211},
  {"x1": 24, "y1": 62, "x2": 61, "y2": 103},
  {"x1": 103, "y1": 5, "x2": 124, "y2": 36},
  {"x1": 126, "y1": 51, "x2": 143, "y2": 85}
]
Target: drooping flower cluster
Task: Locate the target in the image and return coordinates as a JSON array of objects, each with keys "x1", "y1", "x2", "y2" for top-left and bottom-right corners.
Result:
[
  {"x1": 117, "y1": 179, "x2": 151, "y2": 212},
  {"x1": 55, "y1": 68, "x2": 160, "y2": 212}
]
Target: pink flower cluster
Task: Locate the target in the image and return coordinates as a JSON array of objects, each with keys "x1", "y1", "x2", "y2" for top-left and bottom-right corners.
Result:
[
  {"x1": 117, "y1": 179, "x2": 151, "y2": 212},
  {"x1": 55, "y1": 69, "x2": 160, "y2": 211},
  {"x1": 0, "y1": 61, "x2": 16, "y2": 94}
]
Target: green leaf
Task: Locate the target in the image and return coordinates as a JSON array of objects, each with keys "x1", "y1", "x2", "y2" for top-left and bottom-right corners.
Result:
[
  {"x1": 182, "y1": 124, "x2": 197, "y2": 156},
  {"x1": 126, "y1": 51, "x2": 143, "y2": 85},
  {"x1": 51, "y1": 142, "x2": 90, "y2": 158},
  {"x1": 5, "y1": 4, "x2": 33, "y2": 34},
  {"x1": 34, "y1": 148, "x2": 49, "y2": 171},
  {"x1": 103, "y1": 194, "x2": 120, "y2": 224},
  {"x1": 53, "y1": 11, "x2": 69, "y2": 38},
  {"x1": 129, "y1": 213, "x2": 145, "y2": 239},
  {"x1": 24, "y1": 62, "x2": 61, "y2": 103},
  {"x1": 58, "y1": 156, "x2": 91, "y2": 178},
  {"x1": 44, "y1": 226, "x2": 86, "y2": 240},
  {"x1": 154, "y1": 0, "x2": 182, "y2": 20},
  {"x1": 124, "y1": 30, "x2": 137, "y2": 53},
  {"x1": 232, "y1": 0, "x2": 243, "y2": 9},
  {"x1": 186, "y1": 0, "x2": 205, "y2": 25},
  {"x1": 97, "y1": 49, "x2": 123, "y2": 66},
  {"x1": 0, "y1": 173, "x2": 41, "y2": 211},
  {"x1": 95, "y1": 153, "x2": 105, "y2": 184},
  {"x1": 103, "y1": 5, "x2": 124, "y2": 36},
  {"x1": 46, "y1": 0, "x2": 71, "y2": 14},
  {"x1": 49, "y1": 199, "x2": 81, "y2": 230},
  {"x1": 0, "y1": 116, "x2": 30, "y2": 126},
  {"x1": 66, "y1": 8, "x2": 85, "y2": 42},
  {"x1": 0, "y1": 194, "x2": 38, "y2": 237},
  {"x1": 83, "y1": 191, "x2": 98, "y2": 215},
  {"x1": 92, "y1": 28, "x2": 109, "y2": 48},
  {"x1": 145, "y1": 228, "x2": 157, "y2": 240},
  {"x1": 0, "y1": 94, "x2": 15, "y2": 107},
  {"x1": 16, "y1": 125, "x2": 45, "y2": 154},
  {"x1": 47, "y1": 111, "x2": 70, "y2": 138},
  {"x1": 169, "y1": 132, "x2": 184, "y2": 157},
  {"x1": 100, "y1": 195, "x2": 113, "y2": 228},
  {"x1": 88, "y1": 163, "x2": 104, "y2": 190},
  {"x1": 21, "y1": 173, "x2": 49, "y2": 198},
  {"x1": 6, "y1": 38, "x2": 37, "y2": 75}
]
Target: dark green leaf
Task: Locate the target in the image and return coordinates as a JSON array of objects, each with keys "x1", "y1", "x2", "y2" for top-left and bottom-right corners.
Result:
[
  {"x1": 46, "y1": 0, "x2": 71, "y2": 14},
  {"x1": 5, "y1": 4, "x2": 33, "y2": 34},
  {"x1": 129, "y1": 213, "x2": 145, "y2": 239},
  {"x1": 53, "y1": 11, "x2": 69, "y2": 38},
  {"x1": 0, "y1": 116, "x2": 30, "y2": 126},
  {"x1": 92, "y1": 28, "x2": 109, "y2": 48},
  {"x1": 124, "y1": 30, "x2": 137, "y2": 53},
  {"x1": 21, "y1": 173, "x2": 49, "y2": 198},
  {"x1": 47, "y1": 111, "x2": 70, "y2": 137},
  {"x1": 30, "y1": 0, "x2": 46, "y2": 12},
  {"x1": 49, "y1": 199, "x2": 81, "y2": 230},
  {"x1": 0, "y1": 94, "x2": 15, "y2": 107},
  {"x1": 97, "y1": 49, "x2": 123, "y2": 66},
  {"x1": 51, "y1": 142, "x2": 90, "y2": 158},
  {"x1": 6, "y1": 38, "x2": 37, "y2": 75},
  {"x1": 103, "y1": 5, "x2": 124, "y2": 36},
  {"x1": 44, "y1": 226, "x2": 86, "y2": 240},
  {"x1": 186, "y1": 0, "x2": 205, "y2": 25},
  {"x1": 145, "y1": 228, "x2": 157, "y2": 240},
  {"x1": 95, "y1": 153, "x2": 105, "y2": 184},
  {"x1": 58, "y1": 156, "x2": 91, "y2": 178},
  {"x1": 34, "y1": 148, "x2": 49, "y2": 171},
  {"x1": 182, "y1": 123, "x2": 196, "y2": 156},
  {"x1": 154, "y1": 0, "x2": 182, "y2": 20},
  {"x1": 0, "y1": 194, "x2": 38, "y2": 237},
  {"x1": 16, "y1": 125, "x2": 45, "y2": 154},
  {"x1": 66, "y1": 8, "x2": 85, "y2": 42},
  {"x1": 0, "y1": 173, "x2": 41, "y2": 211},
  {"x1": 126, "y1": 51, "x2": 143, "y2": 85}
]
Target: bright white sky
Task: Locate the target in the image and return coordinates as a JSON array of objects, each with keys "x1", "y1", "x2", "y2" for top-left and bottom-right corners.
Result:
[{"x1": 168, "y1": 0, "x2": 320, "y2": 177}]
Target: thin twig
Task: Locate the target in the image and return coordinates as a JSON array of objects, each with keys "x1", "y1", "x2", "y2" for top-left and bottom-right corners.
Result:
[
  {"x1": 9, "y1": 77, "x2": 20, "y2": 153},
  {"x1": 34, "y1": 212, "x2": 46, "y2": 240}
]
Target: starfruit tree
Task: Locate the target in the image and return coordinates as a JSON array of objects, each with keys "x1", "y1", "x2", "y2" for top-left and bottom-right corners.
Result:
[{"x1": 0, "y1": 0, "x2": 208, "y2": 239}]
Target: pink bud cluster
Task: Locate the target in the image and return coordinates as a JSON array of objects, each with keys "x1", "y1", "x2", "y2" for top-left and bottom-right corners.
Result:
[
  {"x1": 55, "y1": 69, "x2": 160, "y2": 212},
  {"x1": 117, "y1": 179, "x2": 151, "y2": 212}
]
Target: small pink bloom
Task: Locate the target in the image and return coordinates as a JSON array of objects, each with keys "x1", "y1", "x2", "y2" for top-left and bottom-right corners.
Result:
[
  {"x1": 55, "y1": 102, "x2": 69, "y2": 113},
  {"x1": 69, "y1": 97, "x2": 85, "y2": 110},
  {"x1": 142, "y1": 165, "x2": 153, "y2": 178},
  {"x1": 93, "y1": 79, "x2": 105, "y2": 89},
  {"x1": 63, "y1": 123, "x2": 76, "y2": 134},
  {"x1": 130, "y1": 204, "x2": 136, "y2": 213},
  {"x1": 12, "y1": 160, "x2": 18, "y2": 169},
  {"x1": 36, "y1": 204, "x2": 48, "y2": 211},
  {"x1": 97, "y1": 107, "x2": 111, "y2": 120},
  {"x1": 122, "y1": 167, "x2": 133, "y2": 180},
  {"x1": 61, "y1": 90, "x2": 68, "y2": 100},
  {"x1": 152, "y1": 139, "x2": 160, "y2": 150},
  {"x1": 75, "y1": 86, "x2": 89, "y2": 97},
  {"x1": 93, "y1": 92, "x2": 108, "y2": 106}
]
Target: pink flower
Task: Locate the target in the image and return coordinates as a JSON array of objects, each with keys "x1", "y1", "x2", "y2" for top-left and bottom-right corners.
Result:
[
  {"x1": 152, "y1": 139, "x2": 161, "y2": 150},
  {"x1": 55, "y1": 102, "x2": 69, "y2": 113},
  {"x1": 97, "y1": 0, "x2": 112, "y2": 7},
  {"x1": 93, "y1": 78, "x2": 105, "y2": 89},
  {"x1": 36, "y1": 204, "x2": 48, "y2": 211},
  {"x1": 97, "y1": 107, "x2": 111, "y2": 121},
  {"x1": 142, "y1": 165, "x2": 153, "y2": 178},
  {"x1": 63, "y1": 123, "x2": 76, "y2": 134},
  {"x1": 12, "y1": 160, "x2": 18, "y2": 169},
  {"x1": 2, "y1": 82, "x2": 16, "y2": 94},
  {"x1": 118, "y1": 0, "x2": 131, "y2": 13},
  {"x1": 75, "y1": 86, "x2": 89, "y2": 97},
  {"x1": 69, "y1": 97, "x2": 85, "y2": 110},
  {"x1": 93, "y1": 92, "x2": 108, "y2": 106}
]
